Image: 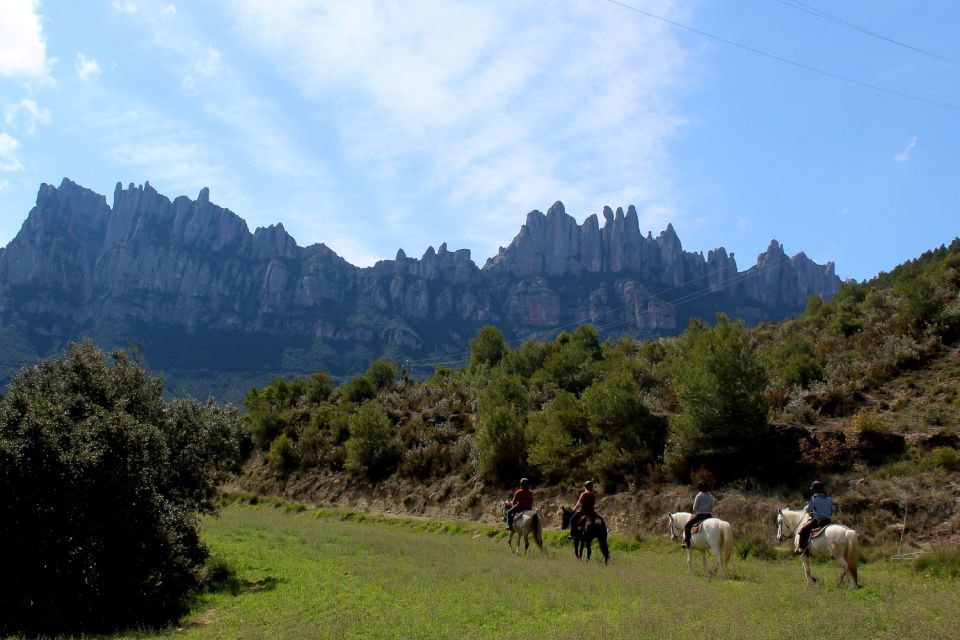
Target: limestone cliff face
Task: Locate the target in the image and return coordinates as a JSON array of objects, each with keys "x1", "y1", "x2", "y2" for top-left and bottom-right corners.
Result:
[{"x1": 0, "y1": 180, "x2": 840, "y2": 396}]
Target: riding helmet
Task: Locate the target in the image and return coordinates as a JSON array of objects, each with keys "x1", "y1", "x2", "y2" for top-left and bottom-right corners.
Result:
[
  {"x1": 810, "y1": 480, "x2": 825, "y2": 493},
  {"x1": 697, "y1": 480, "x2": 708, "y2": 491},
  {"x1": 584, "y1": 480, "x2": 594, "y2": 490},
  {"x1": 520, "y1": 478, "x2": 530, "y2": 488}
]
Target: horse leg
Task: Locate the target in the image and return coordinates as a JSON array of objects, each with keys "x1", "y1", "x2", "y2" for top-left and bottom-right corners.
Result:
[
  {"x1": 702, "y1": 549, "x2": 711, "y2": 577},
  {"x1": 586, "y1": 539, "x2": 593, "y2": 562},
  {"x1": 801, "y1": 553, "x2": 815, "y2": 586},
  {"x1": 832, "y1": 541, "x2": 849, "y2": 587},
  {"x1": 523, "y1": 532, "x2": 529, "y2": 555},
  {"x1": 686, "y1": 548, "x2": 692, "y2": 574}
]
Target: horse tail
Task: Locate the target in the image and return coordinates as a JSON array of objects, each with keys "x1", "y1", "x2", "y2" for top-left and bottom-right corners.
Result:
[
  {"x1": 845, "y1": 529, "x2": 859, "y2": 587},
  {"x1": 721, "y1": 521, "x2": 734, "y2": 565},
  {"x1": 598, "y1": 519, "x2": 610, "y2": 565},
  {"x1": 533, "y1": 512, "x2": 544, "y2": 549}
]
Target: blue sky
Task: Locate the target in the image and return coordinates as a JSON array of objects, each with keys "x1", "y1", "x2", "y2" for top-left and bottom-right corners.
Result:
[{"x1": 0, "y1": 0, "x2": 957, "y2": 281}]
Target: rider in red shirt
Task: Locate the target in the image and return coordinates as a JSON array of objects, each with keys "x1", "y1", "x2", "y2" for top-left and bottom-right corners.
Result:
[
  {"x1": 570, "y1": 480, "x2": 596, "y2": 533},
  {"x1": 506, "y1": 478, "x2": 534, "y2": 530}
]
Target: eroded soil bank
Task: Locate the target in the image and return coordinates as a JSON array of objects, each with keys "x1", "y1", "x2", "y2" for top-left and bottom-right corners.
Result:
[{"x1": 230, "y1": 457, "x2": 960, "y2": 550}]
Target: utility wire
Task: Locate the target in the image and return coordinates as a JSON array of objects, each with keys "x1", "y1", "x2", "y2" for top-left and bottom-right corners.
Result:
[
  {"x1": 600, "y1": 0, "x2": 960, "y2": 111},
  {"x1": 772, "y1": 0, "x2": 960, "y2": 68}
]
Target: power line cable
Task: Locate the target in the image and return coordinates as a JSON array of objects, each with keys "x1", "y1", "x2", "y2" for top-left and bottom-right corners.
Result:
[
  {"x1": 599, "y1": 0, "x2": 960, "y2": 111},
  {"x1": 772, "y1": 0, "x2": 960, "y2": 67}
]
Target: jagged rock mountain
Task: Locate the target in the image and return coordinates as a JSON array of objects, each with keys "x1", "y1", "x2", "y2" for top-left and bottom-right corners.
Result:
[{"x1": 0, "y1": 179, "x2": 840, "y2": 401}]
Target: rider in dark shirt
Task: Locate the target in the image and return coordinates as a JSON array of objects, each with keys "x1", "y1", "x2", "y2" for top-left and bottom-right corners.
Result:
[
  {"x1": 796, "y1": 480, "x2": 835, "y2": 555},
  {"x1": 506, "y1": 478, "x2": 534, "y2": 530}
]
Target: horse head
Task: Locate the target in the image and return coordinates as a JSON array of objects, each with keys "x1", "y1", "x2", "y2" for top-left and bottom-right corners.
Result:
[
  {"x1": 775, "y1": 509, "x2": 785, "y2": 542},
  {"x1": 560, "y1": 506, "x2": 573, "y2": 530},
  {"x1": 667, "y1": 513, "x2": 678, "y2": 540}
]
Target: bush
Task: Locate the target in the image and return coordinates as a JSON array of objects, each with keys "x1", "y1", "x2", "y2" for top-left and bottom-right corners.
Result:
[
  {"x1": 267, "y1": 432, "x2": 299, "y2": 473},
  {"x1": 929, "y1": 447, "x2": 960, "y2": 472},
  {"x1": 0, "y1": 340, "x2": 243, "y2": 636},
  {"x1": 345, "y1": 403, "x2": 399, "y2": 480},
  {"x1": 915, "y1": 547, "x2": 960, "y2": 579},
  {"x1": 666, "y1": 316, "x2": 770, "y2": 481}
]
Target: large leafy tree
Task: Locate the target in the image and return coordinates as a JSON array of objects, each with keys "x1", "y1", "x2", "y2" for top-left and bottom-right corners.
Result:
[
  {"x1": 667, "y1": 316, "x2": 770, "y2": 481},
  {"x1": 0, "y1": 340, "x2": 243, "y2": 636}
]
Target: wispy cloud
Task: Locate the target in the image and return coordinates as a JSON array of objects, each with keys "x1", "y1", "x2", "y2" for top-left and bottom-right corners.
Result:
[
  {"x1": 180, "y1": 43, "x2": 220, "y2": 90},
  {"x1": 225, "y1": 0, "x2": 692, "y2": 262},
  {"x1": 161, "y1": 4, "x2": 176, "y2": 15},
  {"x1": 894, "y1": 135, "x2": 918, "y2": 163},
  {"x1": 0, "y1": 132, "x2": 24, "y2": 172},
  {"x1": 112, "y1": 1, "x2": 139, "y2": 15},
  {"x1": 76, "y1": 52, "x2": 102, "y2": 80},
  {"x1": 0, "y1": 0, "x2": 51, "y2": 80},
  {"x1": 4, "y1": 97, "x2": 51, "y2": 135}
]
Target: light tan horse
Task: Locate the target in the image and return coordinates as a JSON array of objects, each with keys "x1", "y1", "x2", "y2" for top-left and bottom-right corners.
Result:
[
  {"x1": 667, "y1": 512, "x2": 734, "y2": 577},
  {"x1": 776, "y1": 508, "x2": 859, "y2": 589},
  {"x1": 501, "y1": 500, "x2": 544, "y2": 555}
]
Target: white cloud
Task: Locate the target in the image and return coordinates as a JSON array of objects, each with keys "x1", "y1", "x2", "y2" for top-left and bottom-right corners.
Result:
[
  {"x1": 4, "y1": 97, "x2": 51, "y2": 135},
  {"x1": 0, "y1": 0, "x2": 51, "y2": 79},
  {"x1": 180, "y1": 43, "x2": 220, "y2": 90},
  {"x1": 76, "y1": 52, "x2": 102, "y2": 80},
  {"x1": 0, "y1": 132, "x2": 24, "y2": 171},
  {"x1": 162, "y1": 4, "x2": 176, "y2": 15},
  {"x1": 112, "y1": 1, "x2": 139, "y2": 14},
  {"x1": 225, "y1": 0, "x2": 692, "y2": 262},
  {"x1": 894, "y1": 135, "x2": 918, "y2": 163},
  {"x1": 737, "y1": 217, "x2": 749, "y2": 230}
]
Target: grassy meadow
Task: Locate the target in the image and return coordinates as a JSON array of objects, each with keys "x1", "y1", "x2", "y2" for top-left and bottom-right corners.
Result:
[{"x1": 106, "y1": 501, "x2": 960, "y2": 640}]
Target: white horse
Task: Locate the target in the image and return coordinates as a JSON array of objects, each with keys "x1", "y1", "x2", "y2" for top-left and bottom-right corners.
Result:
[
  {"x1": 501, "y1": 500, "x2": 544, "y2": 555},
  {"x1": 667, "y1": 512, "x2": 733, "y2": 577},
  {"x1": 776, "y1": 508, "x2": 859, "y2": 589}
]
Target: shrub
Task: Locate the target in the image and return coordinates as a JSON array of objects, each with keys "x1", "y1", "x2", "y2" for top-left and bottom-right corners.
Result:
[
  {"x1": 929, "y1": 447, "x2": 960, "y2": 472},
  {"x1": 267, "y1": 433, "x2": 298, "y2": 473},
  {"x1": 0, "y1": 340, "x2": 243, "y2": 636},
  {"x1": 345, "y1": 403, "x2": 399, "y2": 481},
  {"x1": 469, "y1": 325, "x2": 508, "y2": 370},
  {"x1": 667, "y1": 316, "x2": 770, "y2": 481},
  {"x1": 915, "y1": 547, "x2": 960, "y2": 579}
]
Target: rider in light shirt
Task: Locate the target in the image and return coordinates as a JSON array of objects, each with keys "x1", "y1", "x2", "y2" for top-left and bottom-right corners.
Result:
[
  {"x1": 682, "y1": 480, "x2": 714, "y2": 549},
  {"x1": 796, "y1": 480, "x2": 834, "y2": 555},
  {"x1": 506, "y1": 478, "x2": 533, "y2": 530}
]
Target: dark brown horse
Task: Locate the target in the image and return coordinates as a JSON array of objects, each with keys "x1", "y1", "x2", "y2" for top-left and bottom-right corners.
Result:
[{"x1": 561, "y1": 506, "x2": 610, "y2": 564}]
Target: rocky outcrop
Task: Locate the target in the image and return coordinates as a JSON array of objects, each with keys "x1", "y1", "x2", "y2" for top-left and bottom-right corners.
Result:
[{"x1": 0, "y1": 179, "x2": 841, "y2": 400}]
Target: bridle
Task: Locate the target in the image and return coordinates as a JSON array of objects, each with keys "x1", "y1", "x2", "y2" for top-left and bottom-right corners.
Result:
[
  {"x1": 668, "y1": 514, "x2": 679, "y2": 541},
  {"x1": 775, "y1": 509, "x2": 802, "y2": 545}
]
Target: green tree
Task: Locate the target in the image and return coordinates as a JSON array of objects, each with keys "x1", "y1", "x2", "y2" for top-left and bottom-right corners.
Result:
[
  {"x1": 667, "y1": 316, "x2": 770, "y2": 481},
  {"x1": 475, "y1": 374, "x2": 529, "y2": 483},
  {"x1": 364, "y1": 359, "x2": 397, "y2": 391},
  {"x1": 345, "y1": 402, "x2": 399, "y2": 480},
  {"x1": 526, "y1": 391, "x2": 587, "y2": 483},
  {"x1": 582, "y1": 373, "x2": 665, "y2": 488},
  {"x1": 469, "y1": 325, "x2": 508, "y2": 370},
  {"x1": 0, "y1": 340, "x2": 243, "y2": 636}
]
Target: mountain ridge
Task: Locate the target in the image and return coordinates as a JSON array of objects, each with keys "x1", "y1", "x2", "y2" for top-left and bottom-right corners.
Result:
[{"x1": 0, "y1": 178, "x2": 841, "y2": 401}]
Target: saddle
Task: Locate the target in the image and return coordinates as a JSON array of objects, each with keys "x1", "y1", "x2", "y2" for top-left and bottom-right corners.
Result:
[
  {"x1": 810, "y1": 526, "x2": 827, "y2": 539},
  {"x1": 690, "y1": 522, "x2": 703, "y2": 534}
]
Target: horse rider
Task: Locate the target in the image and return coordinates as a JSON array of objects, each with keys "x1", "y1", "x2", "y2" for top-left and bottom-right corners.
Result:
[
  {"x1": 682, "y1": 480, "x2": 715, "y2": 549},
  {"x1": 796, "y1": 480, "x2": 835, "y2": 555},
  {"x1": 506, "y1": 478, "x2": 534, "y2": 530},
  {"x1": 570, "y1": 480, "x2": 597, "y2": 533}
]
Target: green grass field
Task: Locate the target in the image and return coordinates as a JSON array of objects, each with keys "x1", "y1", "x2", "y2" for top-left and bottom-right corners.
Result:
[{"x1": 119, "y1": 503, "x2": 958, "y2": 640}]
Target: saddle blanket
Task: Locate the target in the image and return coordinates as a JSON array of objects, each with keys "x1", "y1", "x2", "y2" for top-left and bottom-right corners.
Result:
[{"x1": 690, "y1": 522, "x2": 703, "y2": 534}]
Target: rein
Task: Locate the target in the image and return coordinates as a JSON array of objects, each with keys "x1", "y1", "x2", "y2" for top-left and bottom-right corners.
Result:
[{"x1": 775, "y1": 510, "x2": 804, "y2": 546}]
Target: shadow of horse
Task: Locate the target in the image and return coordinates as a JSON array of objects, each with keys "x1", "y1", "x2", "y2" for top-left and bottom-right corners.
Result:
[{"x1": 560, "y1": 506, "x2": 609, "y2": 564}]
